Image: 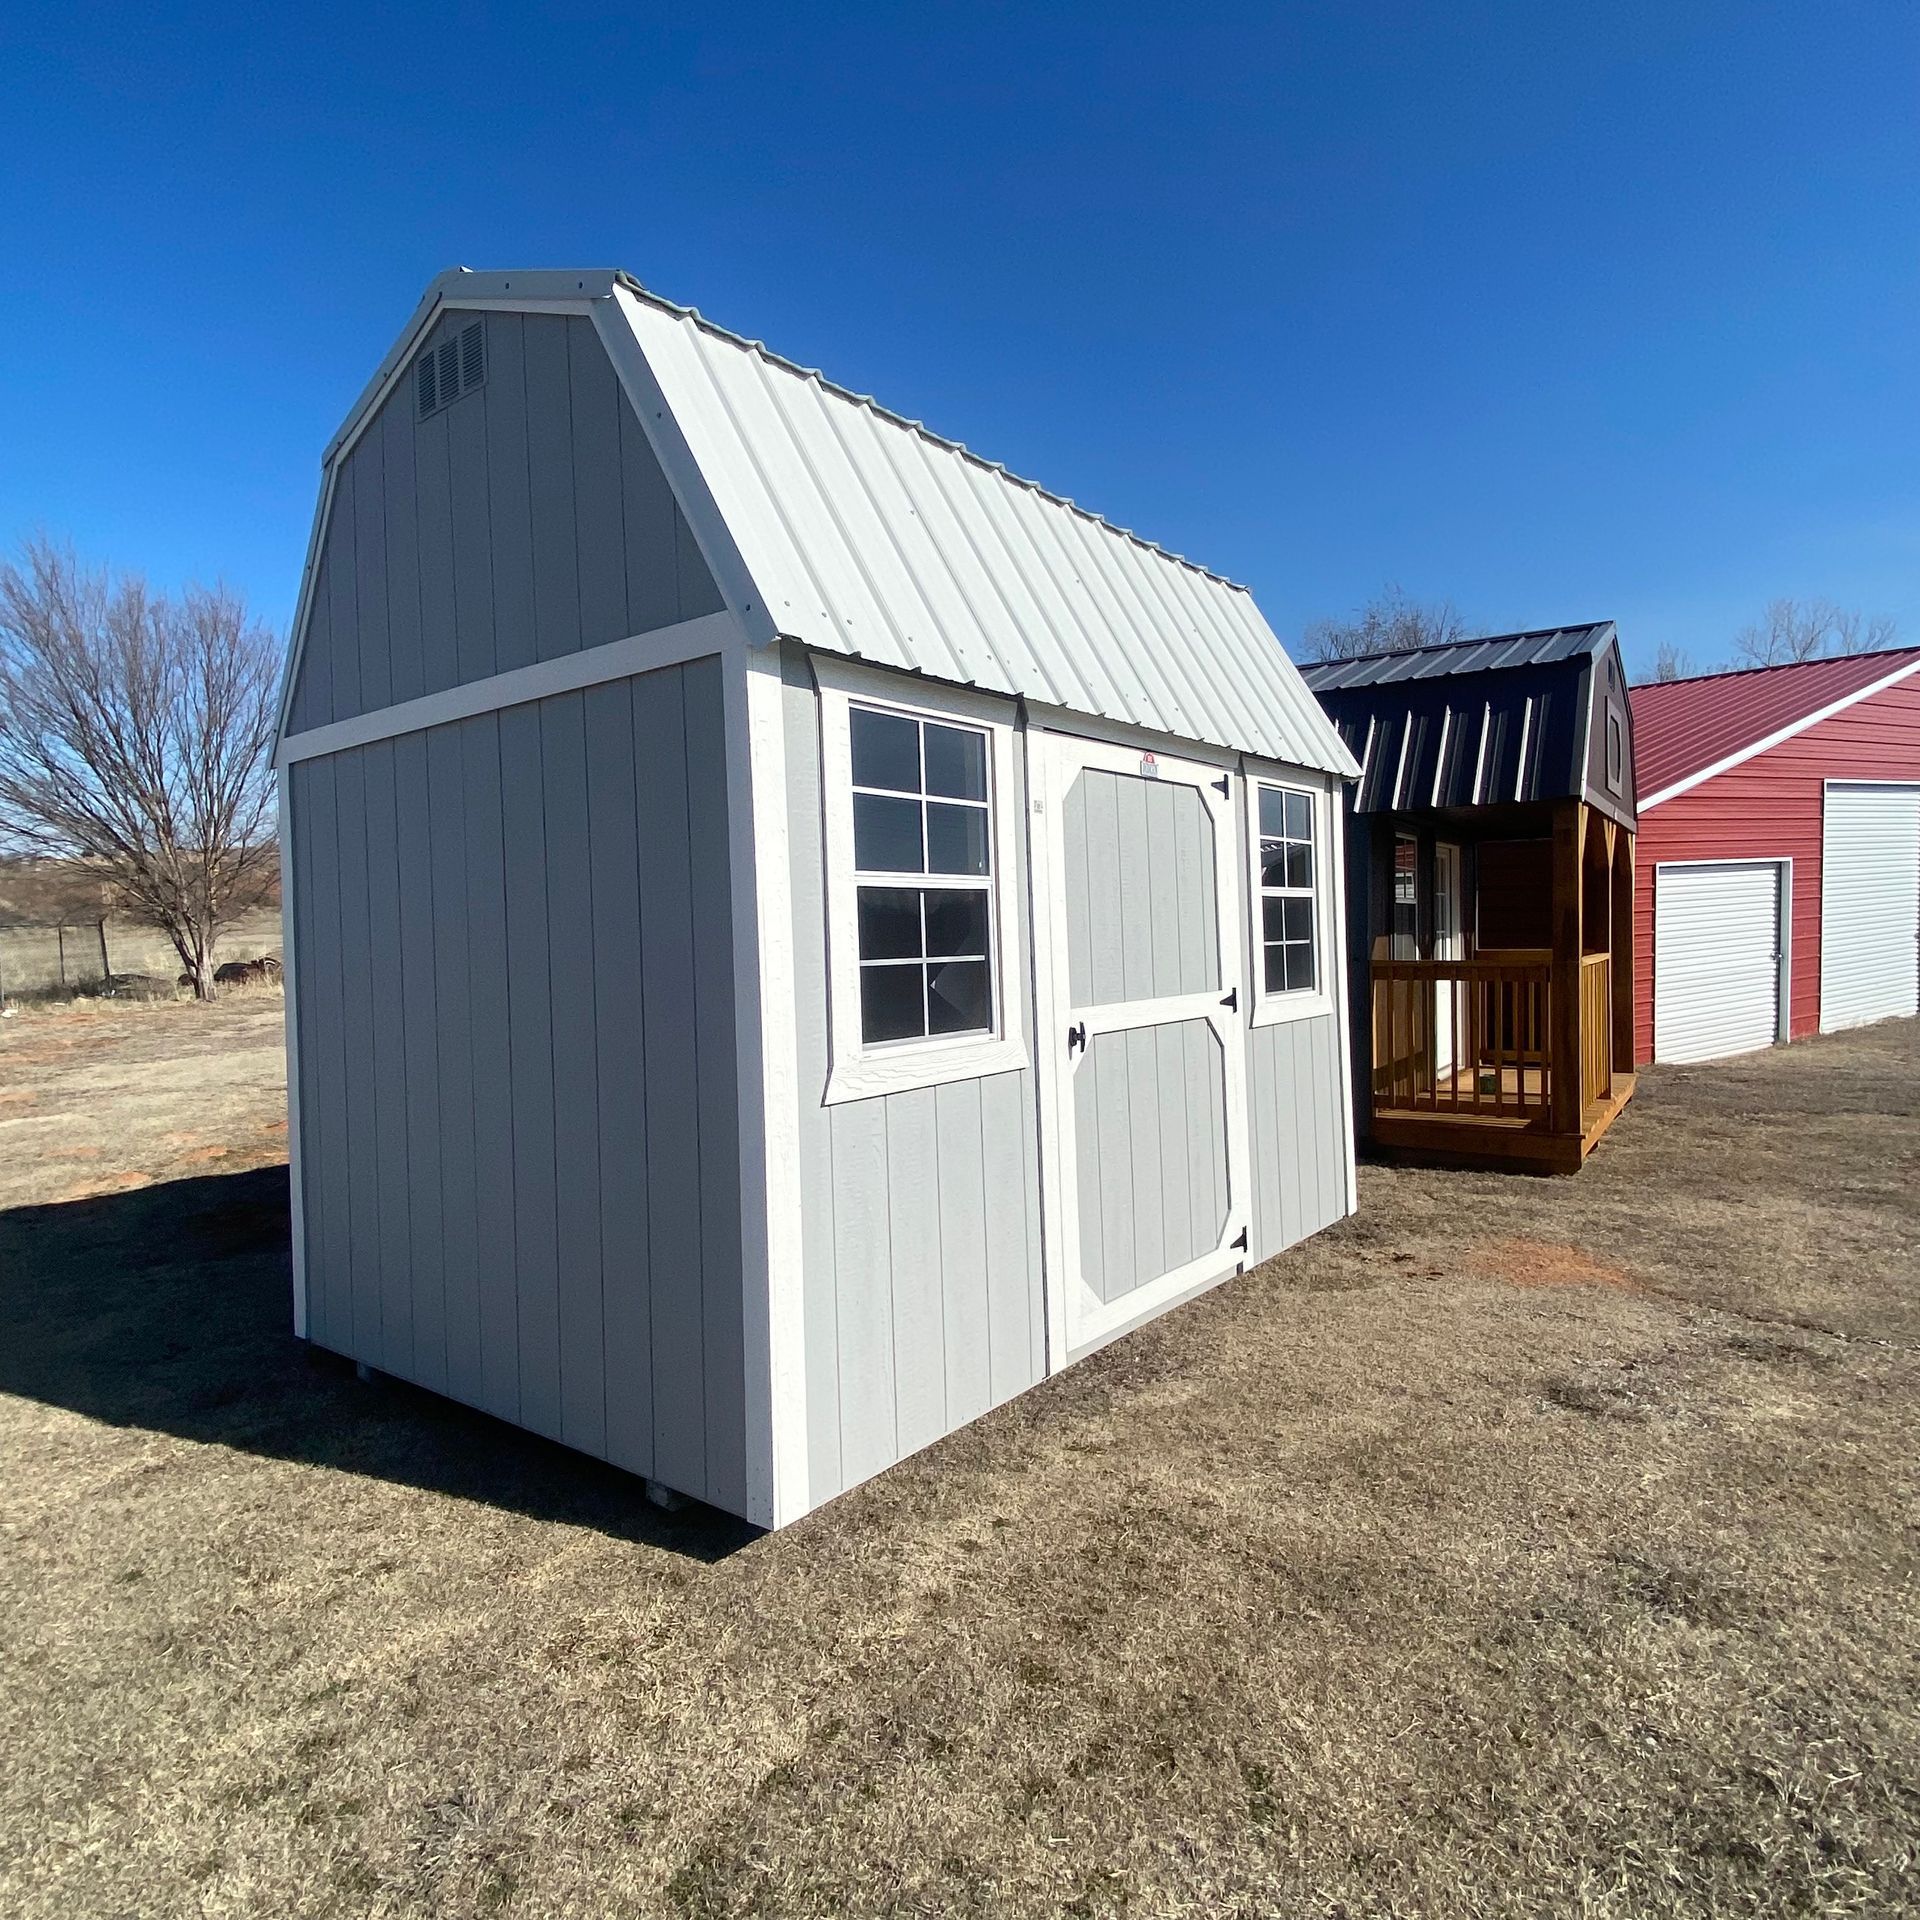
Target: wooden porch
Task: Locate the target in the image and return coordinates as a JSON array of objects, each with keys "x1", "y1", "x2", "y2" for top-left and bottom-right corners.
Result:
[{"x1": 1367, "y1": 800, "x2": 1636, "y2": 1173}]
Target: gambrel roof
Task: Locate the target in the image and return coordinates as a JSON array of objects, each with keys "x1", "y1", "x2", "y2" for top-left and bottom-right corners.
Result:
[
  {"x1": 1301, "y1": 623, "x2": 1635, "y2": 827},
  {"x1": 291, "y1": 269, "x2": 1356, "y2": 777}
]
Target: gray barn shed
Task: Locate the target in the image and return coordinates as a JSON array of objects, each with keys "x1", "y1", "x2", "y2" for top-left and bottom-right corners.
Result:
[{"x1": 275, "y1": 268, "x2": 1360, "y2": 1528}]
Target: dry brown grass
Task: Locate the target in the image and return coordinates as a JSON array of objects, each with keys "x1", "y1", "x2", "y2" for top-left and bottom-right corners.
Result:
[{"x1": 2, "y1": 1005, "x2": 1918, "y2": 1917}]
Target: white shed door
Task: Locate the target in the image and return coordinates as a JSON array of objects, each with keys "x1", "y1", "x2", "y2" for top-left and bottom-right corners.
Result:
[
  {"x1": 1821, "y1": 783, "x2": 1920, "y2": 1032},
  {"x1": 1654, "y1": 863, "x2": 1782, "y2": 1063},
  {"x1": 1031, "y1": 731, "x2": 1250, "y2": 1362}
]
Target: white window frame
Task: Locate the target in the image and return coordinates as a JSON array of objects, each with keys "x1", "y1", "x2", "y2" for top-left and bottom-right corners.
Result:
[
  {"x1": 815, "y1": 657, "x2": 1028, "y2": 1104},
  {"x1": 1247, "y1": 769, "x2": 1336, "y2": 1027}
]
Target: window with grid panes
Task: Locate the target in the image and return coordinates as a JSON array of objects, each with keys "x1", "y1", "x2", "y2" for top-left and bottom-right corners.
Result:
[
  {"x1": 1257, "y1": 784, "x2": 1318, "y2": 994},
  {"x1": 849, "y1": 704, "x2": 996, "y2": 1044}
]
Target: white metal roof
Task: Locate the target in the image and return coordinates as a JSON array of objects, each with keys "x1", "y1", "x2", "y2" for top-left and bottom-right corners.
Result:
[{"x1": 611, "y1": 283, "x2": 1355, "y2": 776}]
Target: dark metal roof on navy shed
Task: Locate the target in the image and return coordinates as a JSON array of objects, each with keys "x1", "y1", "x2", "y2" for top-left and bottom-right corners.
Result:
[
  {"x1": 1298, "y1": 622, "x2": 1634, "y2": 824},
  {"x1": 1298, "y1": 623, "x2": 1616, "y2": 691}
]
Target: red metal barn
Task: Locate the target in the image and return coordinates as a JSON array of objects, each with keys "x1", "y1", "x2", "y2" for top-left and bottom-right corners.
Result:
[{"x1": 1630, "y1": 649, "x2": 1920, "y2": 1064}]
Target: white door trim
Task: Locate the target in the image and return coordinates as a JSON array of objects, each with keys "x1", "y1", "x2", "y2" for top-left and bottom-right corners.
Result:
[{"x1": 1029, "y1": 723, "x2": 1252, "y2": 1367}]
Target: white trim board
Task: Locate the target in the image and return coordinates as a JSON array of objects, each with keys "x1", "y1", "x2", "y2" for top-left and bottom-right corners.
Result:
[
  {"x1": 730, "y1": 644, "x2": 809, "y2": 1529},
  {"x1": 325, "y1": 292, "x2": 595, "y2": 472},
  {"x1": 1020, "y1": 696, "x2": 1240, "y2": 771},
  {"x1": 278, "y1": 766, "x2": 308, "y2": 1339},
  {"x1": 276, "y1": 276, "x2": 666, "y2": 752},
  {"x1": 1327, "y1": 777, "x2": 1360, "y2": 1217},
  {"x1": 273, "y1": 463, "x2": 339, "y2": 745},
  {"x1": 1026, "y1": 722, "x2": 1253, "y2": 1363},
  {"x1": 811, "y1": 652, "x2": 1030, "y2": 1105},
  {"x1": 324, "y1": 272, "x2": 620, "y2": 467},
  {"x1": 1243, "y1": 765, "x2": 1340, "y2": 1030},
  {"x1": 594, "y1": 289, "x2": 776, "y2": 648},
  {"x1": 1641, "y1": 654, "x2": 1920, "y2": 811},
  {"x1": 275, "y1": 612, "x2": 739, "y2": 766}
]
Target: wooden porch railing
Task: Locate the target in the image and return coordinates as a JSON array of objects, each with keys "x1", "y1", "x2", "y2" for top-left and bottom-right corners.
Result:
[
  {"x1": 1580, "y1": 952, "x2": 1612, "y2": 1109},
  {"x1": 1371, "y1": 958, "x2": 1553, "y2": 1120}
]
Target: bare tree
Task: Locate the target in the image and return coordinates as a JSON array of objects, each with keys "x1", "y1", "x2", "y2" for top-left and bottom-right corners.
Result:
[
  {"x1": 1731, "y1": 597, "x2": 1898, "y2": 669},
  {"x1": 1300, "y1": 585, "x2": 1472, "y2": 663},
  {"x1": 0, "y1": 538, "x2": 281, "y2": 997},
  {"x1": 1648, "y1": 639, "x2": 1699, "y2": 683}
]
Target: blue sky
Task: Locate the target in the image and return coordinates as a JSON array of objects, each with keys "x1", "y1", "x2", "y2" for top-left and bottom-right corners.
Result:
[{"x1": 2, "y1": 3, "x2": 1914, "y2": 678}]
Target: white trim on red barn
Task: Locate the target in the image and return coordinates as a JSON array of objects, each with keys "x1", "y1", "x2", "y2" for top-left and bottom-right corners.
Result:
[{"x1": 1640, "y1": 655, "x2": 1920, "y2": 812}]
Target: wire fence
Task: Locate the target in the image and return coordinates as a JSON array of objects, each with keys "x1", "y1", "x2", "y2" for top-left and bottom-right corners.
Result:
[{"x1": 0, "y1": 911, "x2": 284, "y2": 1000}]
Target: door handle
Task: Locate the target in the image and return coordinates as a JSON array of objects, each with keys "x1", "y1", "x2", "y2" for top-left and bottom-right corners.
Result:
[{"x1": 1066, "y1": 1021, "x2": 1087, "y2": 1055}]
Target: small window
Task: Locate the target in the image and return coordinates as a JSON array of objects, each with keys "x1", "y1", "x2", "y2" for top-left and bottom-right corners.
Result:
[
  {"x1": 1607, "y1": 709, "x2": 1625, "y2": 793},
  {"x1": 850, "y1": 705, "x2": 995, "y2": 1045},
  {"x1": 1257, "y1": 784, "x2": 1319, "y2": 995}
]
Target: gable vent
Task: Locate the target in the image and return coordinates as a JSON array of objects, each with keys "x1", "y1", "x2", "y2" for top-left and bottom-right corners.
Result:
[{"x1": 414, "y1": 321, "x2": 486, "y2": 423}]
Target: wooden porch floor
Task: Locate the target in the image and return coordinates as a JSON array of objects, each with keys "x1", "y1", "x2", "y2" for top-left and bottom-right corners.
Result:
[{"x1": 1371, "y1": 1071, "x2": 1637, "y2": 1174}]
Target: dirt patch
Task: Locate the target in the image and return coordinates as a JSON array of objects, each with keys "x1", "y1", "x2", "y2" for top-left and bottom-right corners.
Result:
[
  {"x1": 1479, "y1": 1235, "x2": 1646, "y2": 1294},
  {"x1": 0, "y1": 996, "x2": 287, "y2": 1211}
]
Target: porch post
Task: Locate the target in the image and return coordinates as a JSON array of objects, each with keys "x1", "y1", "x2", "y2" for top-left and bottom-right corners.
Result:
[
  {"x1": 1549, "y1": 800, "x2": 1585, "y2": 1135},
  {"x1": 1611, "y1": 828, "x2": 1635, "y2": 1074}
]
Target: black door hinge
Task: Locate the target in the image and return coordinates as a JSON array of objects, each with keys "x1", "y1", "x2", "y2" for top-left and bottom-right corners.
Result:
[
  {"x1": 1230, "y1": 1226, "x2": 1249, "y2": 1253},
  {"x1": 1211, "y1": 775, "x2": 1231, "y2": 797},
  {"x1": 1220, "y1": 987, "x2": 1238, "y2": 1012},
  {"x1": 1066, "y1": 1021, "x2": 1087, "y2": 1055}
]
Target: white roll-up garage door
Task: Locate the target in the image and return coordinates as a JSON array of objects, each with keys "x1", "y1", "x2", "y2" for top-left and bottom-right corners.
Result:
[
  {"x1": 1654, "y1": 863, "x2": 1783, "y2": 1063},
  {"x1": 1821, "y1": 783, "x2": 1920, "y2": 1032}
]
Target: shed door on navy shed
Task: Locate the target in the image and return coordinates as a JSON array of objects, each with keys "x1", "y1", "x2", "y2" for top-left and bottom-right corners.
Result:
[{"x1": 1032, "y1": 730, "x2": 1251, "y2": 1361}]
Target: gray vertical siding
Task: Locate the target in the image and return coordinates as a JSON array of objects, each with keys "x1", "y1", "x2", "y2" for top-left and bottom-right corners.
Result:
[
  {"x1": 780, "y1": 652, "x2": 1047, "y2": 1506},
  {"x1": 287, "y1": 311, "x2": 725, "y2": 734},
  {"x1": 1073, "y1": 1020, "x2": 1228, "y2": 1304},
  {"x1": 1245, "y1": 1013, "x2": 1350, "y2": 1263},
  {"x1": 286, "y1": 656, "x2": 749, "y2": 1518},
  {"x1": 1063, "y1": 769, "x2": 1219, "y2": 1005}
]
